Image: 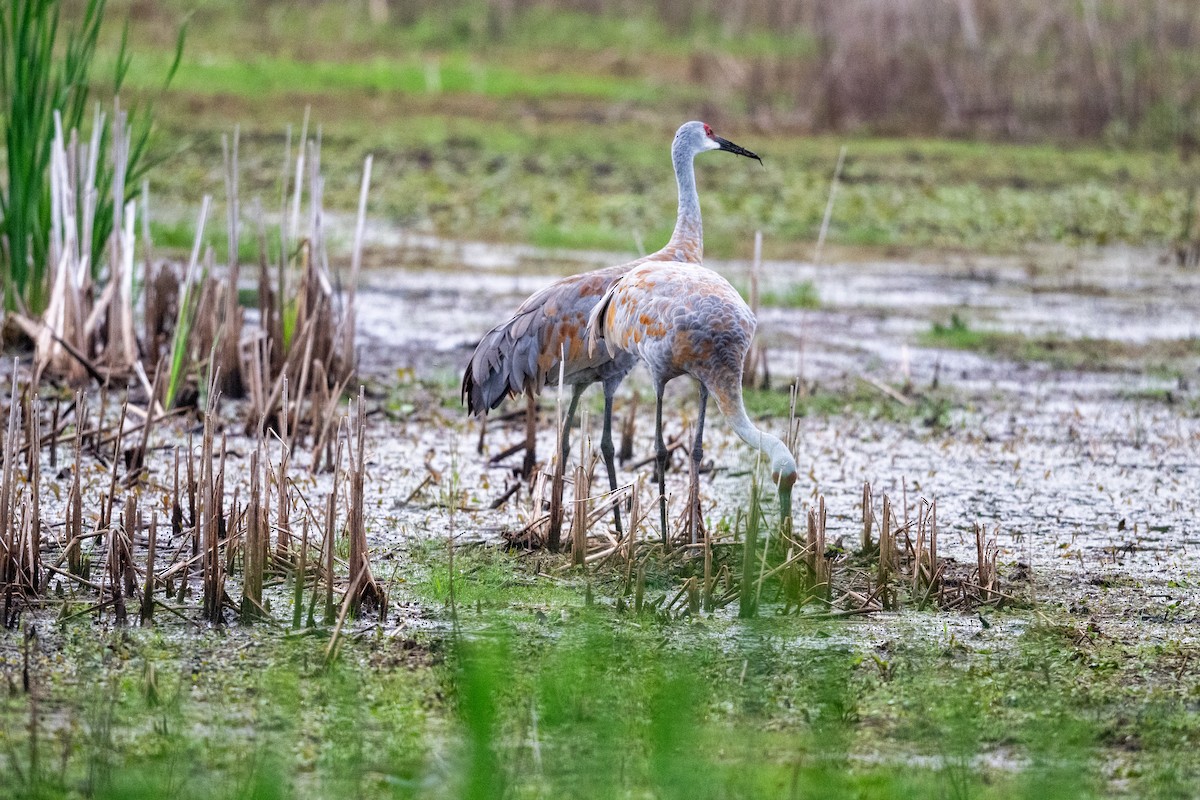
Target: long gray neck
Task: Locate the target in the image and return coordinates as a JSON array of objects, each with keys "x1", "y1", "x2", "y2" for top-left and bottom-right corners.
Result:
[
  {"x1": 718, "y1": 388, "x2": 797, "y2": 517},
  {"x1": 666, "y1": 142, "x2": 702, "y2": 258}
]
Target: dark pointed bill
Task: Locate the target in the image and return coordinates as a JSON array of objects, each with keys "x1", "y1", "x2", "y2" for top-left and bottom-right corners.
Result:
[{"x1": 714, "y1": 135, "x2": 762, "y2": 164}]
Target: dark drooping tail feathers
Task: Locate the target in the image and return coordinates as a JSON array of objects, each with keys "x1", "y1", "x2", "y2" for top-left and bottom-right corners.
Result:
[{"x1": 462, "y1": 305, "x2": 548, "y2": 416}]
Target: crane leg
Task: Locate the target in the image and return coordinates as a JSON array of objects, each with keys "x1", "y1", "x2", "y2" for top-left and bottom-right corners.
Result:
[
  {"x1": 688, "y1": 384, "x2": 708, "y2": 545},
  {"x1": 522, "y1": 389, "x2": 538, "y2": 479},
  {"x1": 601, "y1": 381, "x2": 623, "y2": 535},
  {"x1": 655, "y1": 386, "x2": 668, "y2": 545},
  {"x1": 547, "y1": 384, "x2": 583, "y2": 554},
  {"x1": 559, "y1": 384, "x2": 585, "y2": 472}
]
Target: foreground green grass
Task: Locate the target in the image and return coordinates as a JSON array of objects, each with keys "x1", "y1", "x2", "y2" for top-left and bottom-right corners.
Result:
[{"x1": 2, "y1": 542, "x2": 1197, "y2": 799}]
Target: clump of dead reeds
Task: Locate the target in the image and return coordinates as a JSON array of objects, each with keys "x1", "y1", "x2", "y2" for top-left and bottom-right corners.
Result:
[
  {"x1": 26, "y1": 101, "x2": 370, "y2": 453},
  {"x1": 0, "y1": 361, "x2": 388, "y2": 633},
  {"x1": 0, "y1": 105, "x2": 387, "y2": 637},
  {"x1": 497, "y1": 467, "x2": 1012, "y2": 623},
  {"x1": 831, "y1": 482, "x2": 1008, "y2": 614}
]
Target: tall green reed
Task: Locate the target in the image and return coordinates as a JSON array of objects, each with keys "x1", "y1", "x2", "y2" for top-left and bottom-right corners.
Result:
[{"x1": 0, "y1": 0, "x2": 183, "y2": 314}]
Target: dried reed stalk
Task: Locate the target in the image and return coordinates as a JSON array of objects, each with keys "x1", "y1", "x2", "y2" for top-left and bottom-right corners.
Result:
[
  {"x1": 141, "y1": 512, "x2": 157, "y2": 625},
  {"x1": 309, "y1": 361, "x2": 353, "y2": 474},
  {"x1": 323, "y1": 487, "x2": 336, "y2": 625},
  {"x1": 121, "y1": 493, "x2": 137, "y2": 599},
  {"x1": 127, "y1": 360, "x2": 164, "y2": 477},
  {"x1": 347, "y1": 387, "x2": 383, "y2": 615},
  {"x1": 2, "y1": 369, "x2": 22, "y2": 591},
  {"x1": 241, "y1": 448, "x2": 265, "y2": 622},
  {"x1": 275, "y1": 378, "x2": 292, "y2": 559},
  {"x1": 742, "y1": 230, "x2": 769, "y2": 390},
  {"x1": 861, "y1": 482, "x2": 873, "y2": 551},
  {"x1": 340, "y1": 155, "x2": 372, "y2": 374},
  {"x1": 292, "y1": 518, "x2": 309, "y2": 630},
  {"x1": 108, "y1": 511, "x2": 126, "y2": 625},
  {"x1": 974, "y1": 522, "x2": 998, "y2": 603},
  {"x1": 199, "y1": 387, "x2": 227, "y2": 623},
  {"x1": 65, "y1": 401, "x2": 86, "y2": 577},
  {"x1": 571, "y1": 463, "x2": 588, "y2": 567},
  {"x1": 878, "y1": 494, "x2": 895, "y2": 610},
  {"x1": 217, "y1": 128, "x2": 245, "y2": 399},
  {"x1": 813, "y1": 146, "x2": 846, "y2": 267},
  {"x1": 104, "y1": 103, "x2": 138, "y2": 373}
]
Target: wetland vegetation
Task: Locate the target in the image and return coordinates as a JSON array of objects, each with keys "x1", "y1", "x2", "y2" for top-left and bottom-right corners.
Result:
[{"x1": 2, "y1": 1, "x2": 1200, "y2": 798}]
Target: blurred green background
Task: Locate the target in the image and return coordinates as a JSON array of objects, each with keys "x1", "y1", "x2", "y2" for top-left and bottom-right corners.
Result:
[{"x1": 92, "y1": 0, "x2": 1200, "y2": 258}]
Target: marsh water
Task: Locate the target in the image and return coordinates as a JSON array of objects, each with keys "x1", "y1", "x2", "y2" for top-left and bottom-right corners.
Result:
[{"x1": 347, "y1": 233, "x2": 1200, "y2": 632}]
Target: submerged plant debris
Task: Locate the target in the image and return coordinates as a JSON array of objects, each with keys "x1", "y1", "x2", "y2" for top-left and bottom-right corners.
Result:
[{"x1": 2, "y1": 234, "x2": 1200, "y2": 798}]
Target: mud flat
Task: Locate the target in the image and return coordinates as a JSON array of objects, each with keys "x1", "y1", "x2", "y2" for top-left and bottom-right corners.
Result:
[{"x1": 2, "y1": 238, "x2": 1198, "y2": 798}]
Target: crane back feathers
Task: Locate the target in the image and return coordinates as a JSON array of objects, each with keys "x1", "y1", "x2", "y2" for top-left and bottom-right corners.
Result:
[
  {"x1": 587, "y1": 261, "x2": 755, "y2": 398},
  {"x1": 461, "y1": 233, "x2": 707, "y2": 416}
]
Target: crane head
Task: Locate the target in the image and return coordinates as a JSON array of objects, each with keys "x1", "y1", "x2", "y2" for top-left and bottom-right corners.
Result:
[{"x1": 676, "y1": 120, "x2": 762, "y2": 164}]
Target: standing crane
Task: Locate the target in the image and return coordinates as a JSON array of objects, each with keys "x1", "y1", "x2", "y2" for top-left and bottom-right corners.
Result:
[
  {"x1": 588, "y1": 260, "x2": 797, "y2": 543},
  {"x1": 462, "y1": 121, "x2": 761, "y2": 535}
]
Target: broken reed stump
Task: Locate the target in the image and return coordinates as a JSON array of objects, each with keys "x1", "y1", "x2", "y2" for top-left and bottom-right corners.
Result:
[
  {"x1": 571, "y1": 464, "x2": 588, "y2": 567},
  {"x1": 911, "y1": 499, "x2": 943, "y2": 607},
  {"x1": 878, "y1": 494, "x2": 896, "y2": 610},
  {"x1": 975, "y1": 522, "x2": 998, "y2": 603},
  {"x1": 241, "y1": 448, "x2": 267, "y2": 623},
  {"x1": 141, "y1": 512, "x2": 157, "y2": 625},
  {"x1": 861, "y1": 482, "x2": 873, "y2": 552},
  {"x1": 805, "y1": 496, "x2": 830, "y2": 602},
  {"x1": 347, "y1": 386, "x2": 384, "y2": 617}
]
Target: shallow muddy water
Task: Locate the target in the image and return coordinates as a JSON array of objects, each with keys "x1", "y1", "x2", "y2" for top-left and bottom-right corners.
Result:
[
  {"x1": 350, "y1": 236, "x2": 1200, "y2": 630},
  {"x1": 2, "y1": 235, "x2": 1197, "y2": 798}
]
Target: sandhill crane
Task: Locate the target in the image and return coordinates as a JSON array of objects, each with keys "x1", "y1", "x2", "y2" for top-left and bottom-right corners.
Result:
[
  {"x1": 588, "y1": 261, "x2": 797, "y2": 543},
  {"x1": 462, "y1": 121, "x2": 760, "y2": 535}
]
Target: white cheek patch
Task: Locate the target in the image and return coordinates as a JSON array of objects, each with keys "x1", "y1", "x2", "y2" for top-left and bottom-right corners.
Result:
[{"x1": 704, "y1": 138, "x2": 721, "y2": 151}]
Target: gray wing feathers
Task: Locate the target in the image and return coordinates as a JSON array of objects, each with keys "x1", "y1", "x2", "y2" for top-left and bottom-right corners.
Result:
[
  {"x1": 463, "y1": 263, "x2": 633, "y2": 417},
  {"x1": 510, "y1": 309, "x2": 534, "y2": 340},
  {"x1": 462, "y1": 284, "x2": 568, "y2": 415}
]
